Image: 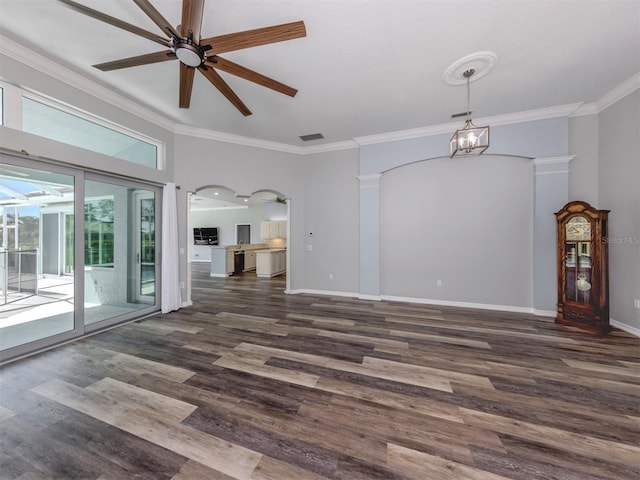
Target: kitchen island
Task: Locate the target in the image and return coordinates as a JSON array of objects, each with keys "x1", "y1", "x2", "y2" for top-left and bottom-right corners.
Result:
[
  {"x1": 209, "y1": 244, "x2": 267, "y2": 277},
  {"x1": 255, "y1": 249, "x2": 286, "y2": 278}
]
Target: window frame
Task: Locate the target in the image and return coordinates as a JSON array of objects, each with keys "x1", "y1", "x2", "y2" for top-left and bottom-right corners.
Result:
[{"x1": 19, "y1": 89, "x2": 165, "y2": 170}]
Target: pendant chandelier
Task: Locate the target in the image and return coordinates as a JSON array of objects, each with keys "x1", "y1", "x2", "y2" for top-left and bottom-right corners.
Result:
[{"x1": 449, "y1": 68, "x2": 490, "y2": 158}]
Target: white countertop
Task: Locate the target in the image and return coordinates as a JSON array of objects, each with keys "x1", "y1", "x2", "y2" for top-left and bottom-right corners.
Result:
[{"x1": 210, "y1": 244, "x2": 268, "y2": 251}]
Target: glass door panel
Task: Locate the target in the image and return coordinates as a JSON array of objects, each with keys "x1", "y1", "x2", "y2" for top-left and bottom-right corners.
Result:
[
  {"x1": 135, "y1": 192, "x2": 156, "y2": 302},
  {"x1": 64, "y1": 213, "x2": 74, "y2": 274},
  {"x1": 84, "y1": 180, "x2": 157, "y2": 326},
  {"x1": 564, "y1": 215, "x2": 593, "y2": 305},
  {"x1": 0, "y1": 162, "x2": 75, "y2": 353}
]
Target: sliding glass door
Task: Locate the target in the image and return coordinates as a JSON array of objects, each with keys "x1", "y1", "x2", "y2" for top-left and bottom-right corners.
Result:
[
  {"x1": 0, "y1": 160, "x2": 76, "y2": 353},
  {"x1": 84, "y1": 179, "x2": 158, "y2": 327},
  {"x1": 0, "y1": 154, "x2": 161, "y2": 362},
  {"x1": 135, "y1": 191, "x2": 156, "y2": 303}
]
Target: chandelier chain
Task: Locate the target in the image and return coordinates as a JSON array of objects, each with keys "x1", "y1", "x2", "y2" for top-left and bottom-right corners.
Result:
[
  {"x1": 465, "y1": 68, "x2": 474, "y2": 118},
  {"x1": 449, "y1": 67, "x2": 489, "y2": 158},
  {"x1": 468, "y1": 75, "x2": 472, "y2": 117}
]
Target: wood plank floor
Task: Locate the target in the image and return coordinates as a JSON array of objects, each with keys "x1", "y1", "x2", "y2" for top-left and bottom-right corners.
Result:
[{"x1": 1, "y1": 263, "x2": 639, "y2": 479}]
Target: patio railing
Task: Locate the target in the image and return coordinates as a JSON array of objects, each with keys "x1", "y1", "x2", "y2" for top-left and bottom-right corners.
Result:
[{"x1": 0, "y1": 249, "x2": 38, "y2": 305}]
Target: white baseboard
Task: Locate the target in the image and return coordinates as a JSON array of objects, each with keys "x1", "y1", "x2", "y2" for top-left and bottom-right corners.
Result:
[
  {"x1": 286, "y1": 288, "x2": 360, "y2": 298},
  {"x1": 358, "y1": 294, "x2": 382, "y2": 301},
  {"x1": 285, "y1": 289, "x2": 544, "y2": 315},
  {"x1": 381, "y1": 294, "x2": 535, "y2": 314},
  {"x1": 611, "y1": 318, "x2": 640, "y2": 337}
]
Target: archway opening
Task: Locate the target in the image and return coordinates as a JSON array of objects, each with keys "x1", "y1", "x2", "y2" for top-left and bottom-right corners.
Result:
[{"x1": 186, "y1": 185, "x2": 290, "y2": 304}]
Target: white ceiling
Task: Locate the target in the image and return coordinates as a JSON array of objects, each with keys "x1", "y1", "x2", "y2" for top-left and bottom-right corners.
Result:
[{"x1": 0, "y1": 0, "x2": 638, "y2": 147}]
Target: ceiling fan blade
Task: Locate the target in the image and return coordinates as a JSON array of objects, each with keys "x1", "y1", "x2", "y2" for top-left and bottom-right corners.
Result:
[
  {"x1": 56, "y1": 0, "x2": 170, "y2": 47},
  {"x1": 181, "y1": 0, "x2": 204, "y2": 42},
  {"x1": 93, "y1": 50, "x2": 176, "y2": 71},
  {"x1": 206, "y1": 57, "x2": 297, "y2": 97},
  {"x1": 198, "y1": 66, "x2": 252, "y2": 116},
  {"x1": 133, "y1": 0, "x2": 181, "y2": 39},
  {"x1": 200, "y1": 21, "x2": 306, "y2": 55},
  {"x1": 179, "y1": 63, "x2": 196, "y2": 108}
]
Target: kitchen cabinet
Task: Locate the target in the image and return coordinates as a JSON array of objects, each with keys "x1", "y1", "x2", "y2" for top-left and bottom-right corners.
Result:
[
  {"x1": 277, "y1": 221, "x2": 287, "y2": 238},
  {"x1": 260, "y1": 221, "x2": 287, "y2": 239},
  {"x1": 256, "y1": 249, "x2": 286, "y2": 277},
  {"x1": 226, "y1": 251, "x2": 235, "y2": 275},
  {"x1": 244, "y1": 250, "x2": 257, "y2": 271},
  {"x1": 209, "y1": 244, "x2": 267, "y2": 277}
]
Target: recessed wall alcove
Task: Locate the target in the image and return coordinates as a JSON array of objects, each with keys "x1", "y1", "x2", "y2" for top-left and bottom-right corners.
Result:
[
  {"x1": 380, "y1": 154, "x2": 534, "y2": 309},
  {"x1": 358, "y1": 116, "x2": 573, "y2": 314}
]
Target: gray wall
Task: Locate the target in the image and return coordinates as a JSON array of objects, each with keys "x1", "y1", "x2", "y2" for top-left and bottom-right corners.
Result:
[
  {"x1": 598, "y1": 90, "x2": 640, "y2": 331},
  {"x1": 192, "y1": 208, "x2": 256, "y2": 246},
  {"x1": 299, "y1": 149, "x2": 360, "y2": 294},
  {"x1": 569, "y1": 114, "x2": 599, "y2": 205},
  {"x1": 380, "y1": 155, "x2": 533, "y2": 308},
  {"x1": 173, "y1": 134, "x2": 304, "y2": 297},
  {"x1": 2, "y1": 47, "x2": 638, "y2": 332}
]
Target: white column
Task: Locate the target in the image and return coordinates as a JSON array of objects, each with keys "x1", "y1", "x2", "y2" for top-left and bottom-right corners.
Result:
[
  {"x1": 532, "y1": 156, "x2": 573, "y2": 314},
  {"x1": 358, "y1": 173, "x2": 382, "y2": 299}
]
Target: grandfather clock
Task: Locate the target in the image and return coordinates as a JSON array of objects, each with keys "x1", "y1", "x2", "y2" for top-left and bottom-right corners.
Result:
[{"x1": 555, "y1": 201, "x2": 610, "y2": 334}]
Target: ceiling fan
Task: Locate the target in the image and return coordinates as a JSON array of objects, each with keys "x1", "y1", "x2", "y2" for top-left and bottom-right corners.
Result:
[{"x1": 57, "y1": 0, "x2": 306, "y2": 116}]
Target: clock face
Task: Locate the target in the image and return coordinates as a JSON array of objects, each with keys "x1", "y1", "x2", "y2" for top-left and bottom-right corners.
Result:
[
  {"x1": 568, "y1": 224, "x2": 585, "y2": 237},
  {"x1": 566, "y1": 216, "x2": 591, "y2": 241}
]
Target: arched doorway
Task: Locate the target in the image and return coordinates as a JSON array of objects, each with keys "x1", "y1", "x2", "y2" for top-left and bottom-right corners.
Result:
[{"x1": 185, "y1": 185, "x2": 290, "y2": 305}]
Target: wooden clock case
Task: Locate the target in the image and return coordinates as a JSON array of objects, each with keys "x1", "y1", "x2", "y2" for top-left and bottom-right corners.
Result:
[{"x1": 555, "y1": 201, "x2": 610, "y2": 334}]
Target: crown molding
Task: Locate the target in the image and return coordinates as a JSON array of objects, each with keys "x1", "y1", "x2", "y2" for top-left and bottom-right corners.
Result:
[
  {"x1": 354, "y1": 103, "x2": 583, "y2": 146},
  {"x1": 357, "y1": 173, "x2": 382, "y2": 188},
  {"x1": 532, "y1": 155, "x2": 573, "y2": 177},
  {"x1": 532, "y1": 155, "x2": 575, "y2": 166},
  {"x1": 571, "y1": 73, "x2": 640, "y2": 117},
  {"x1": 594, "y1": 72, "x2": 640, "y2": 112},
  {"x1": 173, "y1": 124, "x2": 358, "y2": 155},
  {"x1": 570, "y1": 102, "x2": 599, "y2": 117},
  {"x1": 300, "y1": 140, "x2": 360, "y2": 154},
  {"x1": 2, "y1": 35, "x2": 637, "y2": 156},
  {"x1": 173, "y1": 124, "x2": 303, "y2": 154}
]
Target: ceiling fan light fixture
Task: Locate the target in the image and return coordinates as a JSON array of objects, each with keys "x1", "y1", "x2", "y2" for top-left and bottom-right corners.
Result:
[
  {"x1": 56, "y1": 0, "x2": 306, "y2": 114},
  {"x1": 175, "y1": 41, "x2": 201, "y2": 67}
]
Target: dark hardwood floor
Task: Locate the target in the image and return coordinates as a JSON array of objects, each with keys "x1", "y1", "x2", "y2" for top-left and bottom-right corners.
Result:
[{"x1": 1, "y1": 263, "x2": 639, "y2": 479}]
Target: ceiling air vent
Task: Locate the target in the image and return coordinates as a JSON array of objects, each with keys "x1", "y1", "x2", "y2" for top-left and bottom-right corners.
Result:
[{"x1": 299, "y1": 133, "x2": 324, "y2": 141}]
